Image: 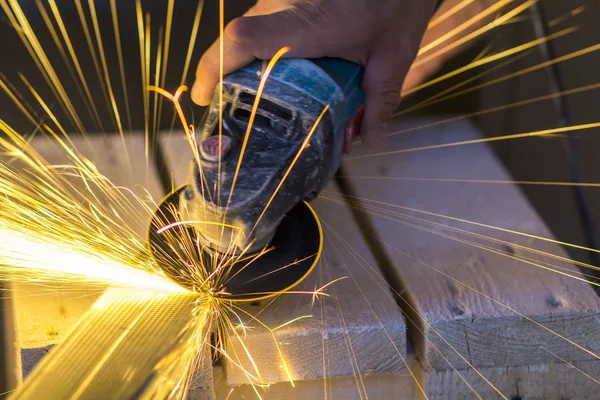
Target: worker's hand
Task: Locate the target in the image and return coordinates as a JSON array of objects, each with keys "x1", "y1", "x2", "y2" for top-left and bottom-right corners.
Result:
[{"x1": 192, "y1": 0, "x2": 438, "y2": 149}]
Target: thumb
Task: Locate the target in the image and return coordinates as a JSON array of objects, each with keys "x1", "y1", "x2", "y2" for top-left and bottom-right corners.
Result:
[{"x1": 192, "y1": 6, "x2": 329, "y2": 105}]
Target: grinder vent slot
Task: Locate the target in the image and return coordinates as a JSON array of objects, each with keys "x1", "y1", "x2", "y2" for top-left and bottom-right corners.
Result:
[
  {"x1": 233, "y1": 108, "x2": 288, "y2": 135},
  {"x1": 238, "y1": 91, "x2": 294, "y2": 121}
]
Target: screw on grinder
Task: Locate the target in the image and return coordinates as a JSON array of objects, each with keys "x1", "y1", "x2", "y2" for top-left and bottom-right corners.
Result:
[{"x1": 149, "y1": 58, "x2": 364, "y2": 300}]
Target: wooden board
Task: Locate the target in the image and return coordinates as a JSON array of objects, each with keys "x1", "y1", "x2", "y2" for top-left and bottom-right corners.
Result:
[
  {"x1": 423, "y1": 359, "x2": 600, "y2": 400},
  {"x1": 212, "y1": 364, "x2": 416, "y2": 400},
  {"x1": 212, "y1": 354, "x2": 600, "y2": 400},
  {"x1": 340, "y1": 117, "x2": 600, "y2": 373},
  {"x1": 161, "y1": 134, "x2": 408, "y2": 386},
  {"x1": 0, "y1": 281, "x2": 21, "y2": 391}
]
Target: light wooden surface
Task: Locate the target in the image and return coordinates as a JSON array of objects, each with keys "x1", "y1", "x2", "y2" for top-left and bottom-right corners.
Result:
[
  {"x1": 162, "y1": 134, "x2": 408, "y2": 386},
  {"x1": 212, "y1": 364, "x2": 416, "y2": 400},
  {"x1": 11, "y1": 121, "x2": 600, "y2": 398},
  {"x1": 212, "y1": 354, "x2": 600, "y2": 400},
  {"x1": 423, "y1": 359, "x2": 600, "y2": 400},
  {"x1": 340, "y1": 117, "x2": 600, "y2": 373}
]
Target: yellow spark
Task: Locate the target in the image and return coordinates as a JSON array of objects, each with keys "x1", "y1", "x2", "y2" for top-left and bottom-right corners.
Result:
[
  {"x1": 428, "y1": 0, "x2": 476, "y2": 29},
  {"x1": 272, "y1": 315, "x2": 314, "y2": 332},
  {"x1": 539, "y1": 346, "x2": 600, "y2": 385},
  {"x1": 1, "y1": 0, "x2": 87, "y2": 134},
  {"x1": 225, "y1": 47, "x2": 291, "y2": 212},
  {"x1": 548, "y1": 6, "x2": 585, "y2": 28},
  {"x1": 398, "y1": 49, "x2": 534, "y2": 114},
  {"x1": 323, "y1": 191, "x2": 600, "y2": 278},
  {"x1": 325, "y1": 190, "x2": 600, "y2": 256},
  {"x1": 347, "y1": 122, "x2": 600, "y2": 160},
  {"x1": 404, "y1": 41, "x2": 600, "y2": 110},
  {"x1": 418, "y1": 0, "x2": 518, "y2": 56},
  {"x1": 394, "y1": 82, "x2": 600, "y2": 129},
  {"x1": 249, "y1": 104, "x2": 330, "y2": 237},
  {"x1": 0, "y1": 228, "x2": 184, "y2": 293},
  {"x1": 109, "y1": 0, "x2": 133, "y2": 132},
  {"x1": 414, "y1": 0, "x2": 539, "y2": 69},
  {"x1": 156, "y1": 220, "x2": 241, "y2": 235},
  {"x1": 404, "y1": 26, "x2": 576, "y2": 96}
]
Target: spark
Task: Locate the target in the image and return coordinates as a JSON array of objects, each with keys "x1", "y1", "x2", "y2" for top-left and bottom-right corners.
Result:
[
  {"x1": 225, "y1": 46, "x2": 290, "y2": 211},
  {"x1": 0, "y1": 228, "x2": 183, "y2": 293},
  {"x1": 539, "y1": 346, "x2": 600, "y2": 385},
  {"x1": 394, "y1": 82, "x2": 600, "y2": 130},
  {"x1": 0, "y1": 2, "x2": 336, "y2": 398},
  {"x1": 324, "y1": 191, "x2": 600, "y2": 276},
  {"x1": 428, "y1": 0, "x2": 477, "y2": 29},
  {"x1": 249, "y1": 104, "x2": 330, "y2": 236},
  {"x1": 413, "y1": 0, "x2": 540, "y2": 69},
  {"x1": 404, "y1": 26, "x2": 576, "y2": 96},
  {"x1": 156, "y1": 220, "x2": 241, "y2": 235},
  {"x1": 418, "y1": 0, "x2": 519, "y2": 56},
  {"x1": 548, "y1": 6, "x2": 585, "y2": 28},
  {"x1": 324, "y1": 221, "x2": 498, "y2": 399},
  {"x1": 403, "y1": 42, "x2": 600, "y2": 111},
  {"x1": 324, "y1": 190, "x2": 600, "y2": 255},
  {"x1": 0, "y1": 0, "x2": 86, "y2": 134},
  {"x1": 3, "y1": 1, "x2": 600, "y2": 398},
  {"x1": 346, "y1": 122, "x2": 600, "y2": 160}
]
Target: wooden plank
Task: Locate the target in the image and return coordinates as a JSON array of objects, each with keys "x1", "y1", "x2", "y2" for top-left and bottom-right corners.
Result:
[
  {"x1": 423, "y1": 359, "x2": 600, "y2": 400},
  {"x1": 213, "y1": 354, "x2": 600, "y2": 400},
  {"x1": 161, "y1": 133, "x2": 408, "y2": 386},
  {"x1": 188, "y1": 347, "x2": 217, "y2": 400},
  {"x1": 340, "y1": 117, "x2": 600, "y2": 372},
  {"x1": 212, "y1": 364, "x2": 416, "y2": 400},
  {"x1": 1, "y1": 282, "x2": 21, "y2": 392},
  {"x1": 473, "y1": 7, "x2": 589, "y2": 265}
]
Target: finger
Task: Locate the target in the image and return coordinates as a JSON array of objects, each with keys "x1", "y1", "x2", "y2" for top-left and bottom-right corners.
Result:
[
  {"x1": 192, "y1": 5, "x2": 336, "y2": 105},
  {"x1": 360, "y1": 49, "x2": 410, "y2": 150}
]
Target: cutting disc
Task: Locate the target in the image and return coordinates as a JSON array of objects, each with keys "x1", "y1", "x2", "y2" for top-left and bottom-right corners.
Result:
[{"x1": 148, "y1": 186, "x2": 322, "y2": 302}]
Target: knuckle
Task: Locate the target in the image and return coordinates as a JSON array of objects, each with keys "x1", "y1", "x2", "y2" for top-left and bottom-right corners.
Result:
[
  {"x1": 380, "y1": 88, "x2": 401, "y2": 112},
  {"x1": 225, "y1": 17, "x2": 255, "y2": 45}
]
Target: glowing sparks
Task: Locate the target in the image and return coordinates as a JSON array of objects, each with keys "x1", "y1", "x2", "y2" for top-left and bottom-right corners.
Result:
[
  {"x1": 0, "y1": 227, "x2": 184, "y2": 293},
  {"x1": 346, "y1": 122, "x2": 600, "y2": 160},
  {"x1": 156, "y1": 220, "x2": 242, "y2": 235},
  {"x1": 3, "y1": 0, "x2": 600, "y2": 398}
]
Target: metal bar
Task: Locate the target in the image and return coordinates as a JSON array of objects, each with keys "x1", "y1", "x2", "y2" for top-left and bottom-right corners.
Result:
[{"x1": 11, "y1": 288, "x2": 212, "y2": 399}]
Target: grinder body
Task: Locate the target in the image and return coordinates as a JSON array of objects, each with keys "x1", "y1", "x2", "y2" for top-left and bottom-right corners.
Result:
[{"x1": 180, "y1": 57, "x2": 364, "y2": 254}]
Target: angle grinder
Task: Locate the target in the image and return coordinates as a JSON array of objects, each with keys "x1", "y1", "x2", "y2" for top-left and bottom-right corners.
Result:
[{"x1": 148, "y1": 57, "x2": 364, "y2": 301}]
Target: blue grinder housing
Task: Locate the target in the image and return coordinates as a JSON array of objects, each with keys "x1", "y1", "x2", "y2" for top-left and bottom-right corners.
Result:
[{"x1": 182, "y1": 57, "x2": 365, "y2": 254}]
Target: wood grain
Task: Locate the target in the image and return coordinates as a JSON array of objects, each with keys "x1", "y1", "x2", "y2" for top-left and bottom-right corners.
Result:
[
  {"x1": 161, "y1": 133, "x2": 408, "y2": 386},
  {"x1": 340, "y1": 117, "x2": 600, "y2": 371},
  {"x1": 212, "y1": 354, "x2": 600, "y2": 400},
  {"x1": 213, "y1": 364, "x2": 416, "y2": 400},
  {"x1": 423, "y1": 359, "x2": 600, "y2": 400}
]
